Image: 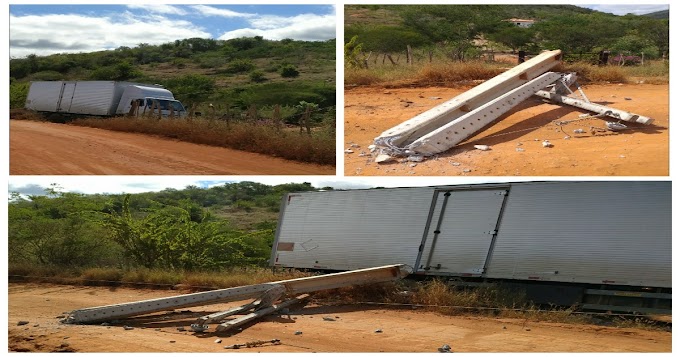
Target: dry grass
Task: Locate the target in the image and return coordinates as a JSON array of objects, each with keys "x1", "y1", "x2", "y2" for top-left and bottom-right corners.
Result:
[
  {"x1": 346, "y1": 58, "x2": 669, "y2": 88},
  {"x1": 70, "y1": 116, "x2": 335, "y2": 166}
]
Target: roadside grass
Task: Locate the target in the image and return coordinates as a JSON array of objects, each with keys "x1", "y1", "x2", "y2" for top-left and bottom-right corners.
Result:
[
  {"x1": 69, "y1": 116, "x2": 335, "y2": 166},
  {"x1": 8, "y1": 265, "x2": 668, "y2": 331},
  {"x1": 345, "y1": 58, "x2": 669, "y2": 87},
  {"x1": 9, "y1": 263, "x2": 310, "y2": 290}
]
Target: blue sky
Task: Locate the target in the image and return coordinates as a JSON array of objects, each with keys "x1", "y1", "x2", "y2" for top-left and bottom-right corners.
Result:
[{"x1": 9, "y1": 4, "x2": 336, "y2": 58}]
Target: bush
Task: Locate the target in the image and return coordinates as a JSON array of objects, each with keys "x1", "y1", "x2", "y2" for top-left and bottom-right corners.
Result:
[
  {"x1": 28, "y1": 70, "x2": 64, "y2": 81},
  {"x1": 249, "y1": 70, "x2": 267, "y2": 83},
  {"x1": 225, "y1": 59, "x2": 256, "y2": 74},
  {"x1": 280, "y1": 64, "x2": 300, "y2": 78}
]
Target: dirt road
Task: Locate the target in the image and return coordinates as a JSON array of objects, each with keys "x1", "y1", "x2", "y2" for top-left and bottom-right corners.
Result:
[
  {"x1": 8, "y1": 283, "x2": 671, "y2": 352},
  {"x1": 344, "y1": 84, "x2": 668, "y2": 176},
  {"x1": 10, "y1": 120, "x2": 334, "y2": 175}
]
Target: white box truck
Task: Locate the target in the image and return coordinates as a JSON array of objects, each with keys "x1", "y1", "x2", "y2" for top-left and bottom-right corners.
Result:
[
  {"x1": 271, "y1": 181, "x2": 671, "y2": 314},
  {"x1": 24, "y1": 81, "x2": 187, "y2": 117}
]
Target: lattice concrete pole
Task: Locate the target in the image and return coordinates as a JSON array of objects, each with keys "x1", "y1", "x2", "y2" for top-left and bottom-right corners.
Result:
[
  {"x1": 406, "y1": 72, "x2": 563, "y2": 155},
  {"x1": 65, "y1": 264, "x2": 409, "y2": 324},
  {"x1": 374, "y1": 49, "x2": 562, "y2": 153},
  {"x1": 533, "y1": 89, "x2": 654, "y2": 125}
]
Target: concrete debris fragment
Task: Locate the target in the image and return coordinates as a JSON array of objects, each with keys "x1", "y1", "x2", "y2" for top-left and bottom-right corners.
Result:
[
  {"x1": 344, "y1": 149, "x2": 354, "y2": 154},
  {"x1": 215, "y1": 339, "x2": 222, "y2": 344},
  {"x1": 190, "y1": 324, "x2": 209, "y2": 332},
  {"x1": 542, "y1": 140, "x2": 553, "y2": 148},
  {"x1": 564, "y1": 136, "x2": 571, "y2": 140},
  {"x1": 407, "y1": 155, "x2": 424, "y2": 162},
  {"x1": 438, "y1": 344, "x2": 452, "y2": 353},
  {"x1": 474, "y1": 145, "x2": 490, "y2": 151},
  {"x1": 375, "y1": 154, "x2": 394, "y2": 163},
  {"x1": 573, "y1": 129, "x2": 585, "y2": 134},
  {"x1": 578, "y1": 113, "x2": 590, "y2": 118},
  {"x1": 368, "y1": 144, "x2": 377, "y2": 152},
  {"x1": 606, "y1": 122, "x2": 627, "y2": 131}
]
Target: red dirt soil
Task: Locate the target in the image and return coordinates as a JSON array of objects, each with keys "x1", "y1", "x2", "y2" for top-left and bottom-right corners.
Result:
[
  {"x1": 8, "y1": 283, "x2": 671, "y2": 352},
  {"x1": 344, "y1": 84, "x2": 668, "y2": 176},
  {"x1": 10, "y1": 120, "x2": 334, "y2": 175}
]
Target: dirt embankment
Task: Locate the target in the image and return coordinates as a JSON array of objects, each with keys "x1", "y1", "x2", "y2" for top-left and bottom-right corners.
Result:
[
  {"x1": 8, "y1": 283, "x2": 671, "y2": 352},
  {"x1": 344, "y1": 84, "x2": 668, "y2": 176},
  {"x1": 10, "y1": 120, "x2": 334, "y2": 175}
]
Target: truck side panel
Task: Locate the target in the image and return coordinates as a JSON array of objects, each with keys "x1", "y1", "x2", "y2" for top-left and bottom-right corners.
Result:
[
  {"x1": 67, "y1": 81, "x2": 118, "y2": 116},
  {"x1": 485, "y1": 181, "x2": 671, "y2": 287},
  {"x1": 25, "y1": 81, "x2": 65, "y2": 112},
  {"x1": 272, "y1": 187, "x2": 436, "y2": 271}
]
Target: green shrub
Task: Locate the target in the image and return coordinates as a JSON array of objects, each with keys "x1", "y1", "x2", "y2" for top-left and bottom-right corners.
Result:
[
  {"x1": 225, "y1": 59, "x2": 256, "y2": 74},
  {"x1": 249, "y1": 70, "x2": 267, "y2": 83},
  {"x1": 280, "y1": 64, "x2": 300, "y2": 78}
]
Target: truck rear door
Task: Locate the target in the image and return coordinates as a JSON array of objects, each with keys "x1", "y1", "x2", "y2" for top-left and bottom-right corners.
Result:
[{"x1": 57, "y1": 82, "x2": 77, "y2": 112}]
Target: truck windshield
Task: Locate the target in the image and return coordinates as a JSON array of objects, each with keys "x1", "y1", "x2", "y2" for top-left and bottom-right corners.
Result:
[{"x1": 145, "y1": 98, "x2": 185, "y2": 112}]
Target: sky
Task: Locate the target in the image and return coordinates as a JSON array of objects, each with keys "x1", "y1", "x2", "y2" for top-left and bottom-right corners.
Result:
[
  {"x1": 7, "y1": 176, "x2": 539, "y2": 197},
  {"x1": 8, "y1": 4, "x2": 670, "y2": 58},
  {"x1": 9, "y1": 4, "x2": 337, "y2": 58}
]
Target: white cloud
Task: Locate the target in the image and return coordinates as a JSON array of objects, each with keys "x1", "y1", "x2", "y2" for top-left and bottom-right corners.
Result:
[
  {"x1": 126, "y1": 4, "x2": 187, "y2": 16},
  {"x1": 8, "y1": 177, "x2": 523, "y2": 197},
  {"x1": 581, "y1": 4, "x2": 669, "y2": 16},
  {"x1": 189, "y1": 5, "x2": 255, "y2": 18},
  {"x1": 218, "y1": 13, "x2": 335, "y2": 41},
  {"x1": 9, "y1": 12, "x2": 210, "y2": 58}
]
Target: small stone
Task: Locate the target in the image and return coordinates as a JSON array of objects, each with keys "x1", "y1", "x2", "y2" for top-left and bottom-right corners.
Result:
[
  {"x1": 344, "y1": 149, "x2": 354, "y2": 154},
  {"x1": 124, "y1": 326, "x2": 134, "y2": 331},
  {"x1": 155, "y1": 328, "x2": 161, "y2": 331},
  {"x1": 177, "y1": 326, "x2": 186, "y2": 332},
  {"x1": 215, "y1": 338, "x2": 222, "y2": 344},
  {"x1": 409, "y1": 163, "x2": 417, "y2": 168},
  {"x1": 463, "y1": 169, "x2": 472, "y2": 173},
  {"x1": 573, "y1": 129, "x2": 585, "y2": 134},
  {"x1": 33, "y1": 324, "x2": 40, "y2": 327},
  {"x1": 407, "y1": 155, "x2": 424, "y2": 162},
  {"x1": 451, "y1": 162, "x2": 461, "y2": 166},
  {"x1": 619, "y1": 155, "x2": 626, "y2": 158},
  {"x1": 429, "y1": 97, "x2": 442, "y2": 100},
  {"x1": 578, "y1": 113, "x2": 590, "y2": 118},
  {"x1": 170, "y1": 340, "x2": 176, "y2": 343},
  {"x1": 368, "y1": 144, "x2": 377, "y2": 152},
  {"x1": 516, "y1": 148, "x2": 525, "y2": 152},
  {"x1": 564, "y1": 136, "x2": 570, "y2": 140},
  {"x1": 56, "y1": 315, "x2": 65, "y2": 319},
  {"x1": 323, "y1": 317, "x2": 336, "y2": 321},
  {"x1": 516, "y1": 142, "x2": 523, "y2": 146},
  {"x1": 525, "y1": 328, "x2": 531, "y2": 331},
  {"x1": 350, "y1": 143, "x2": 360, "y2": 148},
  {"x1": 474, "y1": 145, "x2": 490, "y2": 151},
  {"x1": 503, "y1": 326, "x2": 507, "y2": 330},
  {"x1": 624, "y1": 97, "x2": 632, "y2": 100},
  {"x1": 375, "y1": 329, "x2": 383, "y2": 333},
  {"x1": 17, "y1": 321, "x2": 29, "y2": 326},
  {"x1": 542, "y1": 140, "x2": 553, "y2": 148},
  {"x1": 294, "y1": 331, "x2": 303, "y2": 335},
  {"x1": 375, "y1": 154, "x2": 394, "y2": 163},
  {"x1": 60, "y1": 342, "x2": 70, "y2": 348},
  {"x1": 101, "y1": 322, "x2": 110, "y2": 326}
]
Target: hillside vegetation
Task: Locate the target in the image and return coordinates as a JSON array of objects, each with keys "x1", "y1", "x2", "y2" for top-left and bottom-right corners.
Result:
[
  {"x1": 344, "y1": 5, "x2": 668, "y2": 87},
  {"x1": 8, "y1": 182, "x2": 323, "y2": 274}
]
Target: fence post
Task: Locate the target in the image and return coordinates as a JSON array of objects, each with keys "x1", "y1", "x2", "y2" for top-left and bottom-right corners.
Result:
[
  {"x1": 407, "y1": 45, "x2": 413, "y2": 65},
  {"x1": 303, "y1": 106, "x2": 312, "y2": 136},
  {"x1": 518, "y1": 50, "x2": 526, "y2": 64},
  {"x1": 273, "y1": 104, "x2": 282, "y2": 131}
]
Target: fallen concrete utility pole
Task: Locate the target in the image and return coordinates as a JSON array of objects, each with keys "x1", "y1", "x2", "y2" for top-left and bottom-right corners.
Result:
[
  {"x1": 534, "y1": 90, "x2": 653, "y2": 124},
  {"x1": 64, "y1": 264, "x2": 409, "y2": 324},
  {"x1": 374, "y1": 50, "x2": 563, "y2": 156},
  {"x1": 373, "y1": 49, "x2": 654, "y2": 158}
]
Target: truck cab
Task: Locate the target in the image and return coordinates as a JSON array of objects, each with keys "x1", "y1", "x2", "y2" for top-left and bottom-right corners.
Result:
[{"x1": 116, "y1": 85, "x2": 187, "y2": 118}]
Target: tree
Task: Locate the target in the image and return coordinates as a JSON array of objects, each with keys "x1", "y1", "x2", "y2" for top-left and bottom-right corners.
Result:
[
  {"x1": 489, "y1": 24, "x2": 534, "y2": 53},
  {"x1": 163, "y1": 74, "x2": 216, "y2": 108},
  {"x1": 344, "y1": 35, "x2": 364, "y2": 68}
]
